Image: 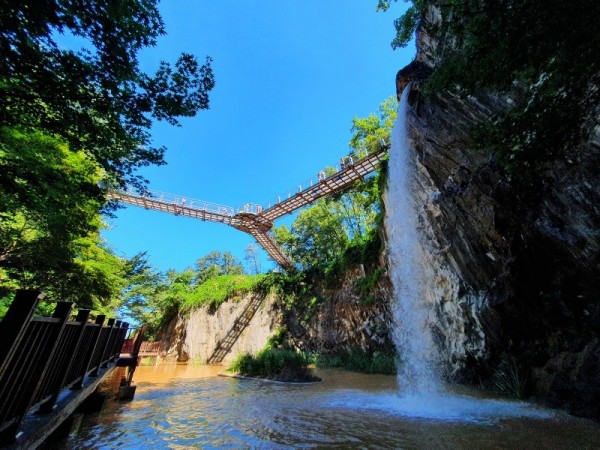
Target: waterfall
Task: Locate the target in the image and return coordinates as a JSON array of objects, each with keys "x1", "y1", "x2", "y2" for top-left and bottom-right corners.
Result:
[{"x1": 386, "y1": 85, "x2": 440, "y2": 394}]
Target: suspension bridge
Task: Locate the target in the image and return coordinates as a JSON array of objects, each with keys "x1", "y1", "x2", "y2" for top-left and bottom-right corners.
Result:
[{"x1": 108, "y1": 142, "x2": 389, "y2": 270}]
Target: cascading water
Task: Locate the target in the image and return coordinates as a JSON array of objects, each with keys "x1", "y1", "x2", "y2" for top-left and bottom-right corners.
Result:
[
  {"x1": 380, "y1": 85, "x2": 553, "y2": 423},
  {"x1": 386, "y1": 84, "x2": 440, "y2": 394}
]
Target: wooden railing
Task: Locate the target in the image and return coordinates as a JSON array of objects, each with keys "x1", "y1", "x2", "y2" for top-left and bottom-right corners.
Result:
[
  {"x1": 121, "y1": 339, "x2": 162, "y2": 356},
  {"x1": 0, "y1": 290, "x2": 129, "y2": 445}
]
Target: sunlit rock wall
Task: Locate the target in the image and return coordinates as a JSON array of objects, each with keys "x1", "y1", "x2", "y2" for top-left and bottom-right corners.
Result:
[
  {"x1": 158, "y1": 294, "x2": 280, "y2": 365},
  {"x1": 158, "y1": 265, "x2": 395, "y2": 366}
]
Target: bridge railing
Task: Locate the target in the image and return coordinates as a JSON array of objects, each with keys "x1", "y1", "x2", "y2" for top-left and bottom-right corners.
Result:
[
  {"x1": 261, "y1": 138, "x2": 389, "y2": 210},
  {"x1": 128, "y1": 189, "x2": 235, "y2": 216},
  {"x1": 0, "y1": 290, "x2": 129, "y2": 445}
]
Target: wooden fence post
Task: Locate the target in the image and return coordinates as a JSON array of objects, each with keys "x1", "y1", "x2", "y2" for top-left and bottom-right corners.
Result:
[
  {"x1": 37, "y1": 309, "x2": 91, "y2": 413},
  {"x1": 72, "y1": 315, "x2": 105, "y2": 388},
  {"x1": 0, "y1": 301, "x2": 72, "y2": 444},
  {"x1": 101, "y1": 320, "x2": 121, "y2": 368},
  {"x1": 24, "y1": 302, "x2": 73, "y2": 409},
  {"x1": 0, "y1": 290, "x2": 45, "y2": 378},
  {"x1": 89, "y1": 318, "x2": 115, "y2": 376}
]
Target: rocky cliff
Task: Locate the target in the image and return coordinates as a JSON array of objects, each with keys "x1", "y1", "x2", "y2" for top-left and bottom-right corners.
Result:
[
  {"x1": 156, "y1": 3, "x2": 598, "y2": 420},
  {"x1": 157, "y1": 265, "x2": 394, "y2": 366},
  {"x1": 158, "y1": 293, "x2": 280, "y2": 365},
  {"x1": 399, "y1": 4, "x2": 600, "y2": 418}
]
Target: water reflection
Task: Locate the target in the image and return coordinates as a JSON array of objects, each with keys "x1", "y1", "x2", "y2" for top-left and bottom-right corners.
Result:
[{"x1": 55, "y1": 366, "x2": 600, "y2": 449}]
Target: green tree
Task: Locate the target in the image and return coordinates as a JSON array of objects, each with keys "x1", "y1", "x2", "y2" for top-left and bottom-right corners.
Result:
[
  {"x1": 0, "y1": 1, "x2": 215, "y2": 309},
  {"x1": 120, "y1": 251, "x2": 248, "y2": 337},
  {"x1": 0, "y1": 127, "x2": 106, "y2": 296},
  {"x1": 0, "y1": 0, "x2": 215, "y2": 191},
  {"x1": 119, "y1": 251, "x2": 164, "y2": 323},
  {"x1": 376, "y1": 0, "x2": 424, "y2": 50},
  {"x1": 274, "y1": 199, "x2": 350, "y2": 270},
  {"x1": 141, "y1": 268, "x2": 196, "y2": 337},
  {"x1": 349, "y1": 96, "x2": 397, "y2": 155},
  {"x1": 62, "y1": 234, "x2": 129, "y2": 314},
  {"x1": 273, "y1": 97, "x2": 394, "y2": 271},
  {"x1": 195, "y1": 251, "x2": 244, "y2": 285}
]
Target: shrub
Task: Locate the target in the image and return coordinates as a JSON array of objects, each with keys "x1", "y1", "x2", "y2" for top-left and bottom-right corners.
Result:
[{"x1": 228, "y1": 348, "x2": 319, "y2": 382}]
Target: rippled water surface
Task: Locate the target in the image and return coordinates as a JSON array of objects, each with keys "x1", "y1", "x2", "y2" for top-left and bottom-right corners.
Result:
[{"x1": 57, "y1": 365, "x2": 600, "y2": 449}]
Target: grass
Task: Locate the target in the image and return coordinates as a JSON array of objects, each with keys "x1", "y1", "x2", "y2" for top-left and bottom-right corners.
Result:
[
  {"x1": 313, "y1": 348, "x2": 397, "y2": 375},
  {"x1": 228, "y1": 348, "x2": 320, "y2": 382},
  {"x1": 491, "y1": 359, "x2": 529, "y2": 399},
  {"x1": 182, "y1": 274, "x2": 266, "y2": 310}
]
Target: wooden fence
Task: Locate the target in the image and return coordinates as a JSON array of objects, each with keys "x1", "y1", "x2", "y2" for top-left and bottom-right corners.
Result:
[{"x1": 0, "y1": 290, "x2": 129, "y2": 445}]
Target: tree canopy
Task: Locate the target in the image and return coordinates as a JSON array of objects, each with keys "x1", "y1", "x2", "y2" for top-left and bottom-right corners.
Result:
[
  {"x1": 0, "y1": 0, "x2": 215, "y2": 313},
  {"x1": 195, "y1": 251, "x2": 244, "y2": 285},
  {"x1": 0, "y1": 0, "x2": 215, "y2": 191},
  {"x1": 118, "y1": 250, "x2": 256, "y2": 338}
]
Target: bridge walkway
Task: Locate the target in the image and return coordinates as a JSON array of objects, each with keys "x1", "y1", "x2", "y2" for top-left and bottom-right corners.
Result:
[{"x1": 109, "y1": 143, "x2": 388, "y2": 270}]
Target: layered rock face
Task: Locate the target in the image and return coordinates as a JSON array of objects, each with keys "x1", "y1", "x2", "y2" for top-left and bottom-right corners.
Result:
[
  {"x1": 400, "y1": 5, "x2": 600, "y2": 418},
  {"x1": 284, "y1": 266, "x2": 394, "y2": 355},
  {"x1": 157, "y1": 266, "x2": 394, "y2": 365}
]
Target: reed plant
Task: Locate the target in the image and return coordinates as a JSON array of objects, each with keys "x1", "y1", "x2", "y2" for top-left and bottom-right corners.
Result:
[{"x1": 491, "y1": 359, "x2": 529, "y2": 399}]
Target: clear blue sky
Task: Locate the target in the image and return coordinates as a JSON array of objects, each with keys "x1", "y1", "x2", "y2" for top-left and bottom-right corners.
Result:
[{"x1": 102, "y1": 1, "x2": 414, "y2": 273}]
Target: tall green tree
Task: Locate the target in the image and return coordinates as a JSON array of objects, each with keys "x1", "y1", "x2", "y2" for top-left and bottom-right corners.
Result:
[
  {"x1": 274, "y1": 199, "x2": 350, "y2": 270},
  {"x1": 119, "y1": 251, "x2": 164, "y2": 322},
  {"x1": 0, "y1": 127, "x2": 105, "y2": 296},
  {"x1": 0, "y1": 0, "x2": 215, "y2": 191},
  {"x1": 349, "y1": 96, "x2": 397, "y2": 155},
  {"x1": 273, "y1": 97, "x2": 394, "y2": 271},
  {"x1": 0, "y1": 1, "x2": 215, "y2": 305},
  {"x1": 195, "y1": 251, "x2": 244, "y2": 285}
]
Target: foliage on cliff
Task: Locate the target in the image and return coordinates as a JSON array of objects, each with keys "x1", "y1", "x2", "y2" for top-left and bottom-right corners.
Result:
[
  {"x1": 122, "y1": 250, "x2": 252, "y2": 337},
  {"x1": 381, "y1": 0, "x2": 599, "y2": 177},
  {"x1": 273, "y1": 97, "x2": 395, "y2": 273}
]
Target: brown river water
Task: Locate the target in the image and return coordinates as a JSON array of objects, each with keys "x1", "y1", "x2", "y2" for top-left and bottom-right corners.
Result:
[{"x1": 50, "y1": 364, "x2": 600, "y2": 449}]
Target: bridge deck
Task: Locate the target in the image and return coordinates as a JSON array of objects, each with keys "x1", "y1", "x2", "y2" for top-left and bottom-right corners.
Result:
[
  {"x1": 259, "y1": 148, "x2": 386, "y2": 222},
  {"x1": 109, "y1": 144, "x2": 388, "y2": 270}
]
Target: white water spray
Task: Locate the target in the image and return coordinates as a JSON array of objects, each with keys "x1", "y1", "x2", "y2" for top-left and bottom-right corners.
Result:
[
  {"x1": 386, "y1": 85, "x2": 440, "y2": 394},
  {"x1": 381, "y1": 87, "x2": 554, "y2": 423}
]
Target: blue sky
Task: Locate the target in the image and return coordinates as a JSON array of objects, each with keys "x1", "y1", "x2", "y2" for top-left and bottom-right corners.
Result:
[{"x1": 102, "y1": 1, "x2": 414, "y2": 273}]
